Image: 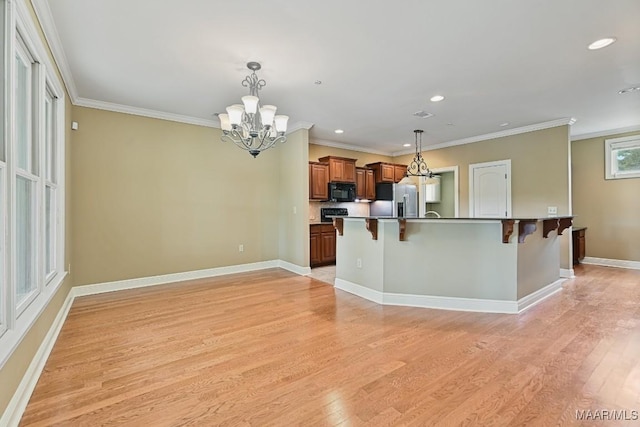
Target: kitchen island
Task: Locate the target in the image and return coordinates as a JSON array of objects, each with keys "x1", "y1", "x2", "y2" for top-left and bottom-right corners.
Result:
[{"x1": 331, "y1": 216, "x2": 573, "y2": 314}]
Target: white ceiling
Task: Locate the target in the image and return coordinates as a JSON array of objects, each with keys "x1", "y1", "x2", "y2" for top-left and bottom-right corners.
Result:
[{"x1": 35, "y1": 0, "x2": 640, "y2": 154}]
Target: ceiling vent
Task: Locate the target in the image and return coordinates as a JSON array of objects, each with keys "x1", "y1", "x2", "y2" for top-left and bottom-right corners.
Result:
[{"x1": 413, "y1": 111, "x2": 434, "y2": 118}]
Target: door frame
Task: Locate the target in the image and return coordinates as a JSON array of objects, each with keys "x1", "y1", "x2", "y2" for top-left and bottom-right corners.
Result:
[
  {"x1": 468, "y1": 159, "x2": 512, "y2": 218},
  {"x1": 419, "y1": 165, "x2": 459, "y2": 217}
]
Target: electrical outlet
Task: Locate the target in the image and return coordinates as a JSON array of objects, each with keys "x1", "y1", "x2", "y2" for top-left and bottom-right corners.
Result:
[
  {"x1": 356, "y1": 258, "x2": 362, "y2": 268},
  {"x1": 239, "y1": 244, "x2": 244, "y2": 252},
  {"x1": 547, "y1": 206, "x2": 558, "y2": 216}
]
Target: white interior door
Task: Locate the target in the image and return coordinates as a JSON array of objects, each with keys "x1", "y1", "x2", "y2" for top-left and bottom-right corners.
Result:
[{"x1": 469, "y1": 160, "x2": 511, "y2": 218}]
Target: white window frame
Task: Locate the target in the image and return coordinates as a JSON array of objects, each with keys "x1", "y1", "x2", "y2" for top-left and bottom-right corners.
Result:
[
  {"x1": 0, "y1": 0, "x2": 67, "y2": 368},
  {"x1": 605, "y1": 135, "x2": 640, "y2": 180}
]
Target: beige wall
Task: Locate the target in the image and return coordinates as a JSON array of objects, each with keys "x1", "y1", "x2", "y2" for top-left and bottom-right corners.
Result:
[
  {"x1": 572, "y1": 131, "x2": 640, "y2": 262},
  {"x1": 278, "y1": 129, "x2": 310, "y2": 267},
  {"x1": 71, "y1": 107, "x2": 284, "y2": 286},
  {"x1": 309, "y1": 143, "x2": 392, "y2": 166},
  {"x1": 393, "y1": 126, "x2": 571, "y2": 218},
  {"x1": 393, "y1": 125, "x2": 572, "y2": 268},
  {"x1": 0, "y1": 2, "x2": 74, "y2": 417}
]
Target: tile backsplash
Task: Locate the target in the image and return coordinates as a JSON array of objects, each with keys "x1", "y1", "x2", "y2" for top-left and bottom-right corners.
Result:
[{"x1": 309, "y1": 201, "x2": 370, "y2": 222}]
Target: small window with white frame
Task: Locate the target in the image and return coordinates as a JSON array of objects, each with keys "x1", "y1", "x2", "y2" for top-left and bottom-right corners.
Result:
[{"x1": 605, "y1": 135, "x2": 640, "y2": 180}]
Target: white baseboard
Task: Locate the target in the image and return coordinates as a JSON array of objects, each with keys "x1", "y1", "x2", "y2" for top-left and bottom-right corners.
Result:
[
  {"x1": 73, "y1": 260, "x2": 281, "y2": 297},
  {"x1": 1, "y1": 290, "x2": 75, "y2": 427},
  {"x1": 2, "y1": 259, "x2": 309, "y2": 426},
  {"x1": 334, "y1": 278, "x2": 384, "y2": 304},
  {"x1": 335, "y1": 277, "x2": 566, "y2": 315},
  {"x1": 582, "y1": 257, "x2": 640, "y2": 270},
  {"x1": 278, "y1": 260, "x2": 311, "y2": 276},
  {"x1": 517, "y1": 279, "x2": 565, "y2": 313},
  {"x1": 560, "y1": 268, "x2": 575, "y2": 278}
]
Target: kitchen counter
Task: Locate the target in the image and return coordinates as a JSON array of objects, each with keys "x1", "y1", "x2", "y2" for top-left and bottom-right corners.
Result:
[{"x1": 332, "y1": 216, "x2": 573, "y2": 314}]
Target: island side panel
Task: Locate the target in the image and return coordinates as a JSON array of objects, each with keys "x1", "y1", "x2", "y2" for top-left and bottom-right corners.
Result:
[
  {"x1": 516, "y1": 224, "x2": 561, "y2": 299},
  {"x1": 335, "y1": 219, "x2": 385, "y2": 293},
  {"x1": 382, "y1": 221, "x2": 518, "y2": 301}
]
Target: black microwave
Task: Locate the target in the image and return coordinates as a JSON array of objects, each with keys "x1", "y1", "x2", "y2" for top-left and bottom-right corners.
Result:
[{"x1": 328, "y1": 182, "x2": 356, "y2": 202}]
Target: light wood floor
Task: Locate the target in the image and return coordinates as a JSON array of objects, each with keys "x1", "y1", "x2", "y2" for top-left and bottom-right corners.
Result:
[{"x1": 20, "y1": 264, "x2": 640, "y2": 426}]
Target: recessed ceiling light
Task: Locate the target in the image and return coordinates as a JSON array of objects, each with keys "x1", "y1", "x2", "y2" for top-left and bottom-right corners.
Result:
[
  {"x1": 314, "y1": 80, "x2": 322, "y2": 85},
  {"x1": 588, "y1": 37, "x2": 617, "y2": 50},
  {"x1": 430, "y1": 95, "x2": 445, "y2": 102},
  {"x1": 618, "y1": 86, "x2": 640, "y2": 94},
  {"x1": 499, "y1": 122, "x2": 510, "y2": 127},
  {"x1": 334, "y1": 129, "x2": 344, "y2": 134},
  {"x1": 413, "y1": 111, "x2": 434, "y2": 118},
  {"x1": 403, "y1": 143, "x2": 411, "y2": 147}
]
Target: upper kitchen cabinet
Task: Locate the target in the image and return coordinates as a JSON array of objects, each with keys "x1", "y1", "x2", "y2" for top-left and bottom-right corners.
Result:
[
  {"x1": 309, "y1": 161, "x2": 329, "y2": 200},
  {"x1": 366, "y1": 162, "x2": 408, "y2": 184},
  {"x1": 318, "y1": 156, "x2": 357, "y2": 183},
  {"x1": 356, "y1": 167, "x2": 376, "y2": 200}
]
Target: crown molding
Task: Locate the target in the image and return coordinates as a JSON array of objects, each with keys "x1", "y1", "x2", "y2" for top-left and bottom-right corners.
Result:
[
  {"x1": 571, "y1": 124, "x2": 640, "y2": 141},
  {"x1": 391, "y1": 117, "x2": 576, "y2": 156},
  {"x1": 287, "y1": 121, "x2": 314, "y2": 133},
  {"x1": 30, "y1": 0, "x2": 79, "y2": 102},
  {"x1": 311, "y1": 138, "x2": 393, "y2": 156},
  {"x1": 75, "y1": 98, "x2": 220, "y2": 127}
]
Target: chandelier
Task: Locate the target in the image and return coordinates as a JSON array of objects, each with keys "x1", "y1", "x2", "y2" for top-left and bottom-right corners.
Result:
[
  {"x1": 406, "y1": 129, "x2": 433, "y2": 177},
  {"x1": 218, "y1": 62, "x2": 289, "y2": 157}
]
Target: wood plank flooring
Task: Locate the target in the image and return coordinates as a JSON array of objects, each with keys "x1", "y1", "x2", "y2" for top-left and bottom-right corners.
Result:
[{"x1": 19, "y1": 264, "x2": 640, "y2": 426}]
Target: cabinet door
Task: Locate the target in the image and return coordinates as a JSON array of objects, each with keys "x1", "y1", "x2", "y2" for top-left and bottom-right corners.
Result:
[
  {"x1": 310, "y1": 231, "x2": 322, "y2": 267},
  {"x1": 355, "y1": 168, "x2": 366, "y2": 199},
  {"x1": 310, "y1": 163, "x2": 329, "y2": 200},
  {"x1": 329, "y1": 158, "x2": 345, "y2": 182},
  {"x1": 381, "y1": 164, "x2": 395, "y2": 182},
  {"x1": 321, "y1": 231, "x2": 336, "y2": 263},
  {"x1": 394, "y1": 165, "x2": 407, "y2": 183},
  {"x1": 365, "y1": 169, "x2": 376, "y2": 200},
  {"x1": 343, "y1": 161, "x2": 356, "y2": 183}
]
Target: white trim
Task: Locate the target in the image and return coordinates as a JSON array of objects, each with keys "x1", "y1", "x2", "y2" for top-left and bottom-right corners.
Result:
[
  {"x1": 286, "y1": 121, "x2": 314, "y2": 133},
  {"x1": 311, "y1": 138, "x2": 393, "y2": 156},
  {"x1": 0, "y1": 286, "x2": 74, "y2": 427},
  {"x1": 516, "y1": 279, "x2": 565, "y2": 312},
  {"x1": 334, "y1": 278, "x2": 384, "y2": 304},
  {"x1": 572, "y1": 124, "x2": 640, "y2": 142},
  {"x1": 604, "y1": 135, "x2": 640, "y2": 180},
  {"x1": 278, "y1": 260, "x2": 311, "y2": 276},
  {"x1": 74, "y1": 98, "x2": 219, "y2": 128},
  {"x1": 392, "y1": 118, "x2": 576, "y2": 156},
  {"x1": 468, "y1": 159, "x2": 512, "y2": 218},
  {"x1": 335, "y1": 277, "x2": 565, "y2": 314},
  {"x1": 419, "y1": 166, "x2": 459, "y2": 218},
  {"x1": 582, "y1": 257, "x2": 640, "y2": 270},
  {"x1": 73, "y1": 260, "x2": 280, "y2": 297},
  {"x1": 29, "y1": 0, "x2": 78, "y2": 102},
  {"x1": 560, "y1": 268, "x2": 575, "y2": 278}
]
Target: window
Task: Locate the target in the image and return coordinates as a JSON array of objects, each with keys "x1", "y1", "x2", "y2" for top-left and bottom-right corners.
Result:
[
  {"x1": 1, "y1": 0, "x2": 66, "y2": 368},
  {"x1": 605, "y1": 135, "x2": 640, "y2": 180}
]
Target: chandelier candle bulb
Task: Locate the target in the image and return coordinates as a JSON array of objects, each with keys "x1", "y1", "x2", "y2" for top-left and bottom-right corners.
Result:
[
  {"x1": 241, "y1": 96, "x2": 259, "y2": 114},
  {"x1": 226, "y1": 104, "x2": 244, "y2": 125}
]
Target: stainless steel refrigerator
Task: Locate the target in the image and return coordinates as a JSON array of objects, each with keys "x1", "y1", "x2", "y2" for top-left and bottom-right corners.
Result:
[{"x1": 370, "y1": 183, "x2": 418, "y2": 218}]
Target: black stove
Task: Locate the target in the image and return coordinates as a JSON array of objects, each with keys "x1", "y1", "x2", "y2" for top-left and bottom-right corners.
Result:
[{"x1": 321, "y1": 208, "x2": 348, "y2": 223}]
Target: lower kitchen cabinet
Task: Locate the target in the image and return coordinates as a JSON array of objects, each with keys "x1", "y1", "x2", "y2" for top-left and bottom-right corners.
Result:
[
  {"x1": 310, "y1": 224, "x2": 336, "y2": 267},
  {"x1": 572, "y1": 227, "x2": 587, "y2": 264}
]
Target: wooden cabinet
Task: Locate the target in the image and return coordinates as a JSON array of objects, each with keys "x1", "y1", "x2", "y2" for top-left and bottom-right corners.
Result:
[
  {"x1": 394, "y1": 164, "x2": 408, "y2": 182},
  {"x1": 356, "y1": 167, "x2": 376, "y2": 200},
  {"x1": 366, "y1": 162, "x2": 408, "y2": 184},
  {"x1": 318, "y1": 156, "x2": 357, "y2": 183},
  {"x1": 310, "y1": 224, "x2": 336, "y2": 267},
  {"x1": 309, "y1": 162, "x2": 329, "y2": 200},
  {"x1": 572, "y1": 227, "x2": 587, "y2": 264}
]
